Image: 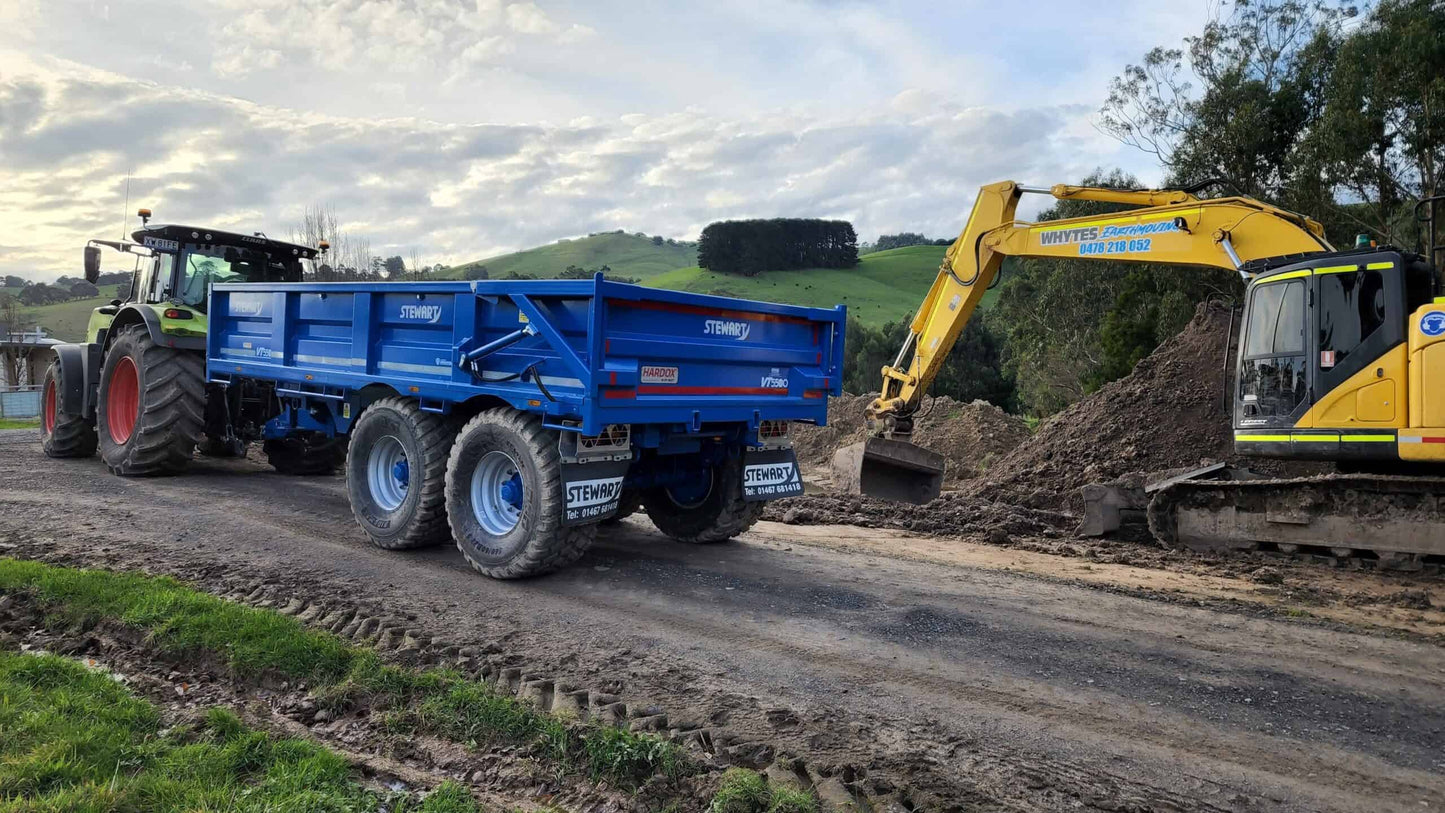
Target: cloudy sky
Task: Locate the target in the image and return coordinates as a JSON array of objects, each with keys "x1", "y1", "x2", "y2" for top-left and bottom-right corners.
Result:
[{"x1": 0, "y1": 0, "x2": 1210, "y2": 281}]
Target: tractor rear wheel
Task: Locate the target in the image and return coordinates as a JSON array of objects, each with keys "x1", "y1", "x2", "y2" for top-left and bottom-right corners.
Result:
[
  {"x1": 643, "y1": 457, "x2": 762, "y2": 543},
  {"x1": 445, "y1": 408, "x2": 595, "y2": 578},
  {"x1": 39, "y1": 359, "x2": 97, "y2": 458},
  {"x1": 346, "y1": 397, "x2": 456, "y2": 549},
  {"x1": 265, "y1": 433, "x2": 346, "y2": 475},
  {"x1": 96, "y1": 325, "x2": 205, "y2": 476}
]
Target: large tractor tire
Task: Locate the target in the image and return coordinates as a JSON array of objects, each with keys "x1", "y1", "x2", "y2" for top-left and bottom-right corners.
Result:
[
  {"x1": 346, "y1": 397, "x2": 456, "y2": 549},
  {"x1": 265, "y1": 433, "x2": 346, "y2": 475},
  {"x1": 445, "y1": 408, "x2": 595, "y2": 579},
  {"x1": 642, "y1": 456, "x2": 762, "y2": 544},
  {"x1": 96, "y1": 325, "x2": 205, "y2": 476},
  {"x1": 39, "y1": 359, "x2": 97, "y2": 458}
]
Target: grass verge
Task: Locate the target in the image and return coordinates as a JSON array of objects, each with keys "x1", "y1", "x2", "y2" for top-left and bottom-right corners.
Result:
[
  {"x1": 0, "y1": 648, "x2": 480, "y2": 812},
  {"x1": 709, "y1": 768, "x2": 819, "y2": 813},
  {"x1": 0, "y1": 558, "x2": 688, "y2": 793},
  {"x1": 0, "y1": 419, "x2": 39, "y2": 430}
]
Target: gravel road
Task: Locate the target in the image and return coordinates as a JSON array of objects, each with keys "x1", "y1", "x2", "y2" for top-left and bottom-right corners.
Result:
[{"x1": 2, "y1": 428, "x2": 1442, "y2": 812}]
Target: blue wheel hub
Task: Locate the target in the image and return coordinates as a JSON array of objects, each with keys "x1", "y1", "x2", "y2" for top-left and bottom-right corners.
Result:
[
  {"x1": 499, "y1": 472, "x2": 524, "y2": 509},
  {"x1": 470, "y1": 451, "x2": 524, "y2": 535},
  {"x1": 392, "y1": 458, "x2": 409, "y2": 486}
]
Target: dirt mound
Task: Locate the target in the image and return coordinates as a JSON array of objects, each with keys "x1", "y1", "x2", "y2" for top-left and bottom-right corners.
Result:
[
  {"x1": 761, "y1": 491, "x2": 1074, "y2": 540},
  {"x1": 792, "y1": 394, "x2": 1030, "y2": 481},
  {"x1": 973, "y1": 302, "x2": 1239, "y2": 507}
]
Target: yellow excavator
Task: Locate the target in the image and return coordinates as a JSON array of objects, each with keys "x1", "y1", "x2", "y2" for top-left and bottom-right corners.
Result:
[{"x1": 838, "y1": 180, "x2": 1445, "y2": 565}]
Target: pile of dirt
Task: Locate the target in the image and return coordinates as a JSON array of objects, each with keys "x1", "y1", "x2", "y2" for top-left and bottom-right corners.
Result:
[
  {"x1": 792, "y1": 393, "x2": 1030, "y2": 481},
  {"x1": 972, "y1": 301, "x2": 1242, "y2": 508},
  {"x1": 762, "y1": 491, "x2": 1074, "y2": 540}
]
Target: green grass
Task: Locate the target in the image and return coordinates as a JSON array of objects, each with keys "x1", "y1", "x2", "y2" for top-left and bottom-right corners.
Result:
[
  {"x1": 8, "y1": 284, "x2": 123, "y2": 342},
  {"x1": 0, "y1": 558, "x2": 688, "y2": 792},
  {"x1": 446, "y1": 232, "x2": 696, "y2": 281},
  {"x1": 0, "y1": 649, "x2": 481, "y2": 812},
  {"x1": 707, "y1": 769, "x2": 819, "y2": 813},
  {"x1": 645, "y1": 245, "x2": 994, "y2": 327},
  {"x1": 0, "y1": 419, "x2": 39, "y2": 430}
]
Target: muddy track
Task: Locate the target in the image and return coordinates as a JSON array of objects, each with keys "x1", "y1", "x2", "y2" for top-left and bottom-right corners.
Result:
[{"x1": 2, "y1": 430, "x2": 1444, "y2": 812}]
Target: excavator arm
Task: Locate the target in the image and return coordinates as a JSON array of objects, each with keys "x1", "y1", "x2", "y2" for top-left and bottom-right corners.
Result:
[{"x1": 840, "y1": 180, "x2": 1333, "y2": 503}]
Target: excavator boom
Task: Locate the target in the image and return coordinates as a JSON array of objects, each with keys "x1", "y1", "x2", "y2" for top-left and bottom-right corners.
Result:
[{"x1": 844, "y1": 180, "x2": 1333, "y2": 504}]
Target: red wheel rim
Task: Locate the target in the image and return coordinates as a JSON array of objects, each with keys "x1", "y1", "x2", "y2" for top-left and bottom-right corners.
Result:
[
  {"x1": 106, "y1": 355, "x2": 140, "y2": 445},
  {"x1": 42, "y1": 379, "x2": 57, "y2": 434}
]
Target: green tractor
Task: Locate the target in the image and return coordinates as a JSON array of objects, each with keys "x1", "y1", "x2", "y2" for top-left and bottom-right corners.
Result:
[{"x1": 41, "y1": 209, "x2": 338, "y2": 475}]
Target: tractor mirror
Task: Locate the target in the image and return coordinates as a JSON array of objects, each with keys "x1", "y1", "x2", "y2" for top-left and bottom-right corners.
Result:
[{"x1": 83, "y1": 245, "x2": 102, "y2": 283}]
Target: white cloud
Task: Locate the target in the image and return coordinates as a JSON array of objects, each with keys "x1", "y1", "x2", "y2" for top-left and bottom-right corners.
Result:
[
  {"x1": 0, "y1": 55, "x2": 1145, "y2": 281},
  {"x1": 208, "y1": 0, "x2": 578, "y2": 80}
]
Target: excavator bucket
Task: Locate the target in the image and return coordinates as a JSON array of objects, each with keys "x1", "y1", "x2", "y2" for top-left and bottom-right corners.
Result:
[{"x1": 831, "y1": 437, "x2": 946, "y2": 505}]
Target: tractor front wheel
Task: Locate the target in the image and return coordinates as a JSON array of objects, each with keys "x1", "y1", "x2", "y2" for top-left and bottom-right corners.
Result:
[
  {"x1": 39, "y1": 359, "x2": 97, "y2": 458},
  {"x1": 96, "y1": 325, "x2": 205, "y2": 476},
  {"x1": 265, "y1": 433, "x2": 346, "y2": 475}
]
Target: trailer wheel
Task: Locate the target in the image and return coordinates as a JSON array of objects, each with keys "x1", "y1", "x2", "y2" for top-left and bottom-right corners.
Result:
[
  {"x1": 346, "y1": 397, "x2": 456, "y2": 549},
  {"x1": 39, "y1": 359, "x2": 97, "y2": 458},
  {"x1": 600, "y1": 488, "x2": 642, "y2": 526},
  {"x1": 445, "y1": 408, "x2": 595, "y2": 579},
  {"x1": 96, "y1": 325, "x2": 205, "y2": 476},
  {"x1": 643, "y1": 457, "x2": 762, "y2": 543},
  {"x1": 265, "y1": 433, "x2": 346, "y2": 475}
]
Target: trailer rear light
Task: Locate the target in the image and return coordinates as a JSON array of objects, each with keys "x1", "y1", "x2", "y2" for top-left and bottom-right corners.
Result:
[
  {"x1": 758, "y1": 420, "x2": 791, "y2": 446},
  {"x1": 580, "y1": 423, "x2": 631, "y2": 454}
]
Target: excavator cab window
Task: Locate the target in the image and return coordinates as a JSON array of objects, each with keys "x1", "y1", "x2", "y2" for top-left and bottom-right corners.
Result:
[
  {"x1": 1317, "y1": 269, "x2": 1386, "y2": 369},
  {"x1": 1239, "y1": 279, "x2": 1308, "y2": 420}
]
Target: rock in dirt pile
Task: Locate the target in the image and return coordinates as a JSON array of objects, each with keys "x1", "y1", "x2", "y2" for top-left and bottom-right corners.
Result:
[{"x1": 792, "y1": 393, "x2": 1030, "y2": 481}]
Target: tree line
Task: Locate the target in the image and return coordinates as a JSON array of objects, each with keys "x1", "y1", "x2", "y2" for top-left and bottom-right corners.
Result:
[
  {"x1": 982, "y1": 0, "x2": 1445, "y2": 416},
  {"x1": 697, "y1": 219, "x2": 859, "y2": 276}
]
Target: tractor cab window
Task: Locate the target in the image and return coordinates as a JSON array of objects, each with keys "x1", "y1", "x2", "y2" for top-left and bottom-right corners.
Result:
[
  {"x1": 1239, "y1": 279, "x2": 1308, "y2": 420},
  {"x1": 179, "y1": 246, "x2": 268, "y2": 311}
]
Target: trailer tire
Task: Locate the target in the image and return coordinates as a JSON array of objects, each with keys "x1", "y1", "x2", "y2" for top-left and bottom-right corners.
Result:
[
  {"x1": 346, "y1": 397, "x2": 456, "y2": 549},
  {"x1": 40, "y1": 359, "x2": 97, "y2": 458},
  {"x1": 198, "y1": 435, "x2": 246, "y2": 458},
  {"x1": 265, "y1": 434, "x2": 346, "y2": 475},
  {"x1": 96, "y1": 324, "x2": 205, "y2": 476},
  {"x1": 445, "y1": 408, "x2": 595, "y2": 579},
  {"x1": 642, "y1": 457, "x2": 762, "y2": 544},
  {"x1": 600, "y1": 488, "x2": 642, "y2": 525}
]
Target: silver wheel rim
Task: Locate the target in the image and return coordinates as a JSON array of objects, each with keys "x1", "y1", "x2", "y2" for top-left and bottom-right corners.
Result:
[
  {"x1": 470, "y1": 450, "x2": 523, "y2": 536},
  {"x1": 367, "y1": 435, "x2": 409, "y2": 511}
]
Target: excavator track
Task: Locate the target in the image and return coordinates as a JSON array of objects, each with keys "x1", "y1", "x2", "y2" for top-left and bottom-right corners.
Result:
[{"x1": 1148, "y1": 474, "x2": 1445, "y2": 572}]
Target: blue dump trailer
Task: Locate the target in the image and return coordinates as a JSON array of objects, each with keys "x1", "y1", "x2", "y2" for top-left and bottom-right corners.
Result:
[{"x1": 198, "y1": 277, "x2": 845, "y2": 577}]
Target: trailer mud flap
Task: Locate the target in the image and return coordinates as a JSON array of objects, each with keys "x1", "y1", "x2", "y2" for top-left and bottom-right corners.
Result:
[
  {"x1": 742, "y1": 448, "x2": 804, "y2": 501},
  {"x1": 561, "y1": 460, "x2": 629, "y2": 525}
]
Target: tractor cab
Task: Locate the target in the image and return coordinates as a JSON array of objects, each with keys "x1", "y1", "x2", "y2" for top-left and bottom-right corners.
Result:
[
  {"x1": 87, "y1": 221, "x2": 320, "y2": 316},
  {"x1": 80, "y1": 211, "x2": 325, "y2": 349}
]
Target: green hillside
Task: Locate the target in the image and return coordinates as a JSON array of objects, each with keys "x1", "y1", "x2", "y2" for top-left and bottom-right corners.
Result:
[
  {"x1": 446, "y1": 232, "x2": 696, "y2": 281},
  {"x1": 9, "y1": 284, "x2": 123, "y2": 342},
  {"x1": 645, "y1": 245, "x2": 994, "y2": 327}
]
